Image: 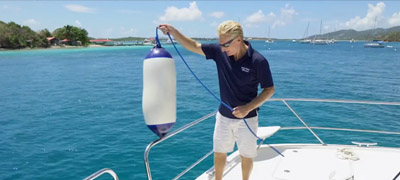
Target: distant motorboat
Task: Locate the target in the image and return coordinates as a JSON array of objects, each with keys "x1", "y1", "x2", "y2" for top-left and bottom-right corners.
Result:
[
  {"x1": 364, "y1": 40, "x2": 385, "y2": 48},
  {"x1": 350, "y1": 39, "x2": 355, "y2": 43},
  {"x1": 299, "y1": 39, "x2": 311, "y2": 44},
  {"x1": 143, "y1": 39, "x2": 156, "y2": 46},
  {"x1": 265, "y1": 39, "x2": 274, "y2": 44},
  {"x1": 166, "y1": 39, "x2": 178, "y2": 44},
  {"x1": 328, "y1": 39, "x2": 337, "y2": 44}
]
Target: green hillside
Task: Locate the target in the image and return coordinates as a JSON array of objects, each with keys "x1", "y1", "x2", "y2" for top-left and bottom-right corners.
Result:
[{"x1": 309, "y1": 26, "x2": 400, "y2": 41}]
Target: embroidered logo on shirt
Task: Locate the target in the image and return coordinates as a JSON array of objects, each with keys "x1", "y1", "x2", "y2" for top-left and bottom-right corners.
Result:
[{"x1": 241, "y1": 67, "x2": 250, "y2": 73}]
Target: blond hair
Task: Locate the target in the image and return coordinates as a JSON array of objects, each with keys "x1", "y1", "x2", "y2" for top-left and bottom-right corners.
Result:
[{"x1": 217, "y1": 20, "x2": 244, "y2": 39}]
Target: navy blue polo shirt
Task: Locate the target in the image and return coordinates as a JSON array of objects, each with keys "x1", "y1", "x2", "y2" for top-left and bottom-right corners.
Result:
[{"x1": 201, "y1": 41, "x2": 273, "y2": 119}]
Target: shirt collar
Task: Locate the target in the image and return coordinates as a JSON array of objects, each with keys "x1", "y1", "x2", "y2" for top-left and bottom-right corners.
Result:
[
  {"x1": 234, "y1": 40, "x2": 252, "y2": 62},
  {"x1": 244, "y1": 40, "x2": 253, "y2": 58}
]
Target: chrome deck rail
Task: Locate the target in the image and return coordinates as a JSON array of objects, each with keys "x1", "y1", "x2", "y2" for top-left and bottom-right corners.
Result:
[
  {"x1": 144, "y1": 111, "x2": 217, "y2": 180},
  {"x1": 281, "y1": 100, "x2": 325, "y2": 145},
  {"x1": 269, "y1": 98, "x2": 400, "y2": 106},
  {"x1": 144, "y1": 98, "x2": 400, "y2": 180},
  {"x1": 280, "y1": 126, "x2": 400, "y2": 135},
  {"x1": 84, "y1": 168, "x2": 119, "y2": 180}
]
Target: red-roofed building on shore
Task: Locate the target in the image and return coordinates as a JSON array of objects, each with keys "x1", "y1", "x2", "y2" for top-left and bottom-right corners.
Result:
[
  {"x1": 60, "y1": 39, "x2": 70, "y2": 45},
  {"x1": 90, "y1": 39, "x2": 113, "y2": 45},
  {"x1": 47, "y1": 37, "x2": 59, "y2": 46},
  {"x1": 60, "y1": 39, "x2": 82, "y2": 46}
]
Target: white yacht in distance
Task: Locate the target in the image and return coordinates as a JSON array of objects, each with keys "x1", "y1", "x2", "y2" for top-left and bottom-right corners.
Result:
[
  {"x1": 143, "y1": 38, "x2": 156, "y2": 46},
  {"x1": 166, "y1": 39, "x2": 178, "y2": 44},
  {"x1": 265, "y1": 39, "x2": 274, "y2": 43},
  {"x1": 85, "y1": 98, "x2": 400, "y2": 180}
]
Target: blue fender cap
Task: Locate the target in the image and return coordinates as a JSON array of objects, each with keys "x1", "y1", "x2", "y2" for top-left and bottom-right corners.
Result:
[
  {"x1": 147, "y1": 122, "x2": 175, "y2": 138},
  {"x1": 145, "y1": 47, "x2": 173, "y2": 59}
]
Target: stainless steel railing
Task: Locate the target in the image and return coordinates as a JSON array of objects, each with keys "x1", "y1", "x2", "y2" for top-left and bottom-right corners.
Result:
[
  {"x1": 144, "y1": 111, "x2": 217, "y2": 180},
  {"x1": 143, "y1": 98, "x2": 400, "y2": 180},
  {"x1": 84, "y1": 168, "x2": 119, "y2": 180},
  {"x1": 83, "y1": 98, "x2": 400, "y2": 180},
  {"x1": 280, "y1": 126, "x2": 400, "y2": 135}
]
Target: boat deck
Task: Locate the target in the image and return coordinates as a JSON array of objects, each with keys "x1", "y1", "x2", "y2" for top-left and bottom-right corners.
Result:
[{"x1": 197, "y1": 144, "x2": 400, "y2": 180}]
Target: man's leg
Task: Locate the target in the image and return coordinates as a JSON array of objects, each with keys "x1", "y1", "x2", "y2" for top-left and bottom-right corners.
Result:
[
  {"x1": 214, "y1": 152, "x2": 227, "y2": 180},
  {"x1": 241, "y1": 156, "x2": 253, "y2": 180},
  {"x1": 236, "y1": 115, "x2": 258, "y2": 180}
]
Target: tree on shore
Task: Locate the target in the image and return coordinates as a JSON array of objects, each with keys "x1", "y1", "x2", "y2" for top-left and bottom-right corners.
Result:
[
  {"x1": 0, "y1": 21, "x2": 90, "y2": 49},
  {"x1": 52, "y1": 25, "x2": 89, "y2": 46},
  {"x1": 38, "y1": 28, "x2": 52, "y2": 37},
  {"x1": 0, "y1": 21, "x2": 50, "y2": 49}
]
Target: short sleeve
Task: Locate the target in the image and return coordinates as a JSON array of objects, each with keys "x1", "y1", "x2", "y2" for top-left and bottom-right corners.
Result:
[
  {"x1": 256, "y1": 58, "x2": 274, "y2": 88},
  {"x1": 201, "y1": 43, "x2": 221, "y2": 60}
]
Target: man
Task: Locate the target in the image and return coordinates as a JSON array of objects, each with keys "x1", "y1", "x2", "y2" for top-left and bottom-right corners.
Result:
[{"x1": 158, "y1": 20, "x2": 274, "y2": 180}]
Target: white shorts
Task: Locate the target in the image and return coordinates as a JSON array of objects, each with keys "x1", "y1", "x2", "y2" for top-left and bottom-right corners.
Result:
[{"x1": 213, "y1": 112, "x2": 259, "y2": 158}]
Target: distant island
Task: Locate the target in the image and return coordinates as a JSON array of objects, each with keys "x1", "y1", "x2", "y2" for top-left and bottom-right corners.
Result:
[
  {"x1": 307, "y1": 26, "x2": 400, "y2": 42},
  {"x1": 0, "y1": 21, "x2": 90, "y2": 50},
  {"x1": 1, "y1": 20, "x2": 400, "y2": 50}
]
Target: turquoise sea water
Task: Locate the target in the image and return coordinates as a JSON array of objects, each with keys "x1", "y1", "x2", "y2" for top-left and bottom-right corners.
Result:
[{"x1": 1, "y1": 41, "x2": 399, "y2": 180}]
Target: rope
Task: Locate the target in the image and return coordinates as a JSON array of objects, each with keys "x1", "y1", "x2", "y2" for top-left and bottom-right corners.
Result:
[{"x1": 155, "y1": 28, "x2": 284, "y2": 157}]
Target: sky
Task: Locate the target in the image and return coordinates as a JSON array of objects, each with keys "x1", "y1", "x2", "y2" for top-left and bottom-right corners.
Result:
[{"x1": 1, "y1": 1, "x2": 400, "y2": 39}]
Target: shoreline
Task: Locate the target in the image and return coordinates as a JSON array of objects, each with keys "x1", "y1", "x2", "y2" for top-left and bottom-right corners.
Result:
[
  {"x1": 0, "y1": 44, "x2": 160, "y2": 52},
  {"x1": 1, "y1": 40, "x2": 399, "y2": 52},
  {"x1": 0, "y1": 44, "x2": 108, "y2": 52}
]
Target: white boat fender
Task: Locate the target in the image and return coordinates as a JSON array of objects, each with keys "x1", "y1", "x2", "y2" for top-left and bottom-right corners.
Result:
[{"x1": 143, "y1": 42, "x2": 176, "y2": 138}]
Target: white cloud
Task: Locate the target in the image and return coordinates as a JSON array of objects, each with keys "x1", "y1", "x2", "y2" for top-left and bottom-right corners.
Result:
[
  {"x1": 159, "y1": 1, "x2": 202, "y2": 22},
  {"x1": 75, "y1": 20, "x2": 82, "y2": 27},
  {"x1": 388, "y1": 12, "x2": 400, "y2": 26},
  {"x1": 209, "y1": 11, "x2": 224, "y2": 19},
  {"x1": 244, "y1": 4, "x2": 297, "y2": 28},
  {"x1": 23, "y1": 19, "x2": 40, "y2": 26},
  {"x1": 343, "y1": 2, "x2": 385, "y2": 30},
  {"x1": 65, "y1": 4, "x2": 95, "y2": 13},
  {"x1": 272, "y1": 4, "x2": 298, "y2": 29},
  {"x1": 244, "y1": 10, "x2": 276, "y2": 27}
]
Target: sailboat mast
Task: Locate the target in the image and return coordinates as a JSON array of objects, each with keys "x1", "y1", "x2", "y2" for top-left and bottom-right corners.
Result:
[
  {"x1": 319, "y1": 20, "x2": 322, "y2": 38},
  {"x1": 303, "y1": 22, "x2": 309, "y2": 39}
]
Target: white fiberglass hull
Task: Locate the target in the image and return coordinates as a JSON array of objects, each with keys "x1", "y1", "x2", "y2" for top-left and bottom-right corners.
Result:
[{"x1": 196, "y1": 144, "x2": 400, "y2": 180}]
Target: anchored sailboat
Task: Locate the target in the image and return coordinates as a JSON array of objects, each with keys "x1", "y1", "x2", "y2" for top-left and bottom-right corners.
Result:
[
  {"x1": 299, "y1": 22, "x2": 311, "y2": 44},
  {"x1": 265, "y1": 26, "x2": 274, "y2": 43},
  {"x1": 311, "y1": 20, "x2": 328, "y2": 45},
  {"x1": 364, "y1": 17, "x2": 385, "y2": 48}
]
